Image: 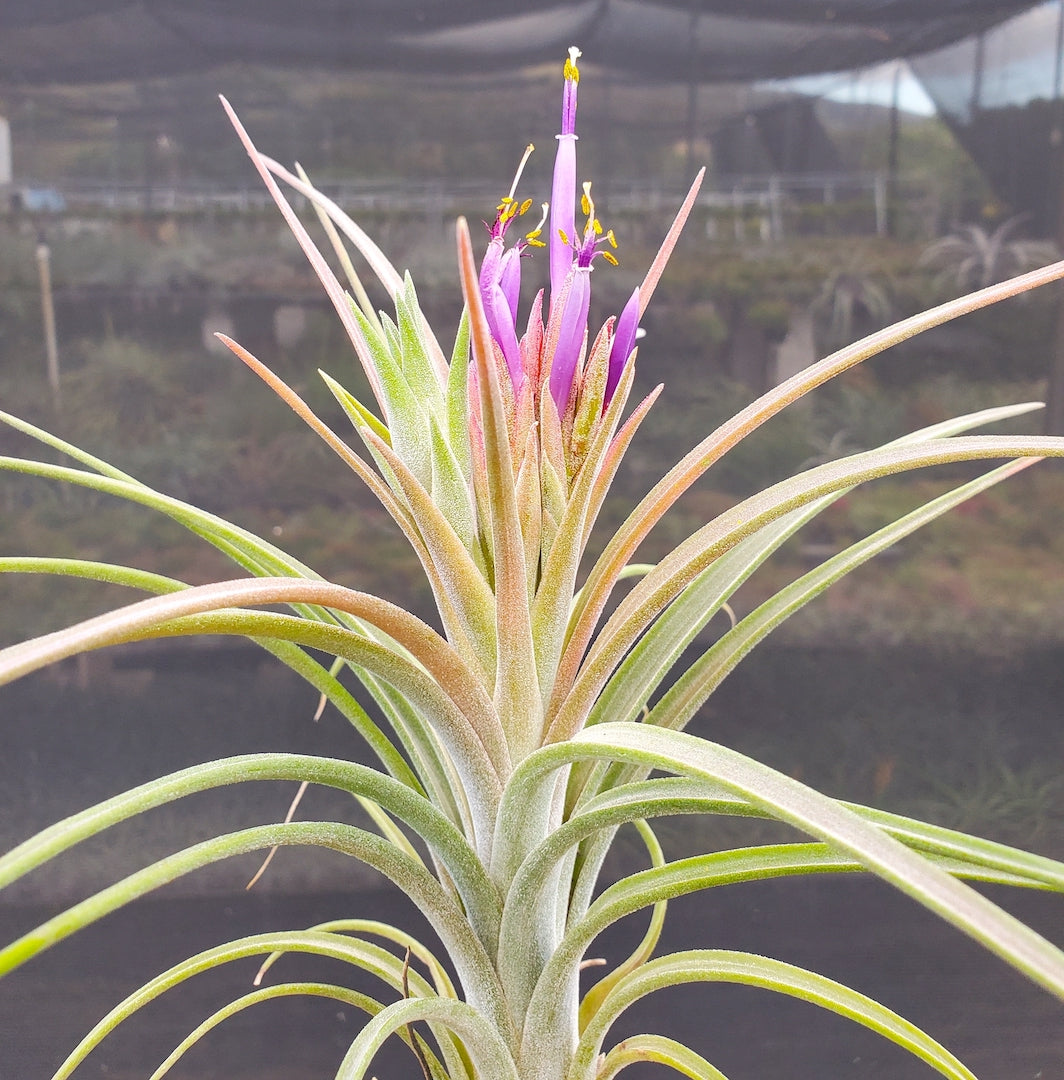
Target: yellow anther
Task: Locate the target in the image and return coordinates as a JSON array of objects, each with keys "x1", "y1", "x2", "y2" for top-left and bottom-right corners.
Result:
[
  {"x1": 518, "y1": 197, "x2": 534, "y2": 216},
  {"x1": 607, "y1": 229, "x2": 617, "y2": 248},
  {"x1": 564, "y1": 46, "x2": 582, "y2": 83},
  {"x1": 558, "y1": 228, "x2": 571, "y2": 246},
  {"x1": 525, "y1": 202, "x2": 549, "y2": 247},
  {"x1": 592, "y1": 218, "x2": 602, "y2": 235},
  {"x1": 601, "y1": 251, "x2": 619, "y2": 266},
  {"x1": 580, "y1": 181, "x2": 596, "y2": 228}
]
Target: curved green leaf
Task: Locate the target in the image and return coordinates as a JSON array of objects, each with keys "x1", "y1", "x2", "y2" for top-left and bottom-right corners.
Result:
[
  {"x1": 648, "y1": 457, "x2": 1038, "y2": 737},
  {"x1": 0, "y1": 753, "x2": 499, "y2": 959},
  {"x1": 220, "y1": 99, "x2": 404, "y2": 408},
  {"x1": 577, "y1": 819, "x2": 667, "y2": 1031},
  {"x1": 531, "y1": 363, "x2": 656, "y2": 709},
  {"x1": 0, "y1": 557, "x2": 423, "y2": 789},
  {"x1": 147, "y1": 983, "x2": 422, "y2": 1080},
  {"x1": 500, "y1": 774, "x2": 1064, "y2": 1001},
  {"x1": 333, "y1": 996, "x2": 519, "y2": 1080},
  {"x1": 560, "y1": 258, "x2": 1064, "y2": 732},
  {"x1": 254, "y1": 917, "x2": 457, "y2": 999},
  {"x1": 505, "y1": 725, "x2": 1064, "y2": 1008},
  {"x1": 550, "y1": 434, "x2": 1064, "y2": 742},
  {"x1": 585, "y1": 408, "x2": 1042, "y2": 741},
  {"x1": 0, "y1": 582, "x2": 506, "y2": 853},
  {"x1": 569, "y1": 950, "x2": 977, "y2": 1080},
  {"x1": 46, "y1": 929, "x2": 458, "y2": 1079},
  {"x1": 596, "y1": 1034, "x2": 730, "y2": 1080},
  {"x1": 0, "y1": 820, "x2": 508, "y2": 1036}
]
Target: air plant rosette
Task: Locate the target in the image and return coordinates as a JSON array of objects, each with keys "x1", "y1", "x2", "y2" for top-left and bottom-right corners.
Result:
[{"x1": 2, "y1": 46, "x2": 1064, "y2": 1080}]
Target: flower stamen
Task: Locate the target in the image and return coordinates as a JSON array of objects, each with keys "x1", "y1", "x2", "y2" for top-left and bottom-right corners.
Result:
[
  {"x1": 490, "y1": 144, "x2": 536, "y2": 238},
  {"x1": 524, "y1": 202, "x2": 550, "y2": 248}
]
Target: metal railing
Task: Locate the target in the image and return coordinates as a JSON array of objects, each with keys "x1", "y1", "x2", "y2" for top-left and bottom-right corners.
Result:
[{"x1": 8, "y1": 171, "x2": 927, "y2": 240}]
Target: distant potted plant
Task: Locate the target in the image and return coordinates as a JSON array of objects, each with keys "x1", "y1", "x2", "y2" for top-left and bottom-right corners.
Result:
[{"x1": 920, "y1": 213, "x2": 1059, "y2": 293}]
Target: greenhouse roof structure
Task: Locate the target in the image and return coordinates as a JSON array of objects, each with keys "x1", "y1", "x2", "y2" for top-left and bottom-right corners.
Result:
[{"x1": 0, "y1": 0, "x2": 1044, "y2": 87}]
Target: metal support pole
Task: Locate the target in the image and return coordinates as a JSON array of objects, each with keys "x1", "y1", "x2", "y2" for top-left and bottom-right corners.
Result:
[
  {"x1": 1045, "y1": 0, "x2": 1064, "y2": 433},
  {"x1": 35, "y1": 234, "x2": 60, "y2": 406},
  {"x1": 886, "y1": 62, "x2": 901, "y2": 238}
]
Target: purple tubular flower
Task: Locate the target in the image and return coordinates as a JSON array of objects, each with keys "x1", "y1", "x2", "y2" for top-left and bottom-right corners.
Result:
[
  {"x1": 479, "y1": 236, "x2": 503, "y2": 301},
  {"x1": 489, "y1": 282, "x2": 523, "y2": 392},
  {"x1": 480, "y1": 237, "x2": 524, "y2": 392},
  {"x1": 604, "y1": 286, "x2": 639, "y2": 407},
  {"x1": 549, "y1": 266, "x2": 591, "y2": 411},
  {"x1": 498, "y1": 246, "x2": 522, "y2": 324},
  {"x1": 549, "y1": 47, "x2": 580, "y2": 299}
]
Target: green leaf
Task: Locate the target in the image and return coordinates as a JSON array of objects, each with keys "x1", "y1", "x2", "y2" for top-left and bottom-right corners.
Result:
[
  {"x1": 0, "y1": 753, "x2": 500, "y2": 957},
  {"x1": 0, "y1": 595, "x2": 507, "y2": 859},
  {"x1": 447, "y1": 309, "x2": 473, "y2": 485},
  {"x1": 532, "y1": 361, "x2": 650, "y2": 709},
  {"x1": 563, "y1": 258, "x2": 1064, "y2": 742},
  {"x1": 46, "y1": 929, "x2": 462, "y2": 1079},
  {"x1": 457, "y1": 217, "x2": 540, "y2": 763},
  {"x1": 569, "y1": 951, "x2": 978, "y2": 1080},
  {"x1": 596, "y1": 1033, "x2": 730, "y2": 1080},
  {"x1": 648, "y1": 458, "x2": 1038, "y2": 736},
  {"x1": 430, "y1": 413, "x2": 478, "y2": 554},
  {"x1": 320, "y1": 367, "x2": 392, "y2": 444},
  {"x1": 296, "y1": 162, "x2": 382, "y2": 332},
  {"x1": 334, "y1": 996, "x2": 519, "y2": 1080},
  {"x1": 506, "y1": 726, "x2": 1064, "y2": 1005},
  {"x1": 262, "y1": 154, "x2": 451, "y2": 383},
  {"x1": 585, "y1": 404, "x2": 1042, "y2": 743},
  {"x1": 220, "y1": 100, "x2": 398, "y2": 408},
  {"x1": 361, "y1": 427, "x2": 499, "y2": 685},
  {"x1": 550, "y1": 434, "x2": 1064, "y2": 744},
  {"x1": 397, "y1": 271, "x2": 447, "y2": 414},
  {"x1": 577, "y1": 819, "x2": 667, "y2": 1031},
  {"x1": 501, "y1": 772, "x2": 1064, "y2": 1008},
  {"x1": 255, "y1": 917, "x2": 457, "y2": 998},
  {"x1": 0, "y1": 557, "x2": 422, "y2": 788},
  {"x1": 0, "y1": 821, "x2": 508, "y2": 1034},
  {"x1": 349, "y1": 301, "x2": 433, "y2": 487},
  {"x1": 147, "y1": 983, "x2": 408, "y2": 1080}
]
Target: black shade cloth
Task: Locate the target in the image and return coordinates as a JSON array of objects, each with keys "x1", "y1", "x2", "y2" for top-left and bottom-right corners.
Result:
[{"x1": 0, "y1": 1, "x2": 1041, "y2": 87}]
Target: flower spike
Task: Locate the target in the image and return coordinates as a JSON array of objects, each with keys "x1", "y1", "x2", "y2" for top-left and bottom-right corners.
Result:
[{"x1": 550, "y1": 46, "x2": 581, "y2": 297}]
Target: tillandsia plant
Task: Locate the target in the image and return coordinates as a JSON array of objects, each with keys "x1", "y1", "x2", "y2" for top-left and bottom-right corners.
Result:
[{"x1": 4, "y1": 45, "x2": 1064, "y2": 1080}]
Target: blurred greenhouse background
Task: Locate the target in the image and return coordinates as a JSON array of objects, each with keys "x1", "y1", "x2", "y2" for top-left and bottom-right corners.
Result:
[
  {"x1": 5, "y1": 1, "x2": 1064, "y2": 643},
  {"x1": 2, "y1": 5, "x2": 1064, "y2": 1073}
]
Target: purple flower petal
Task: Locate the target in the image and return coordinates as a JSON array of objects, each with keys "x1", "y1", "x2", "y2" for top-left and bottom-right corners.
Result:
[
  {"x1": 479, "y1": 236, "x2": 503, "y2": 300},
  {"x1": 498, "y1": 246, "x2": 522, "y2": 324},
  {"x1": 489, "y1": 282, "x2": 523, "y2": 393},
  {"x1": 605, "y1": 286, "x2": 639, "y2": 406},
  {"x1": 550, "y1": 136, "x2": 577, "y2": 299},
  {"x1": 549, "y1": 47, "x2": 581, "y2": 300},
  {"x1": 549, "y1": 266, "x2": 591, "y2": 412}
]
